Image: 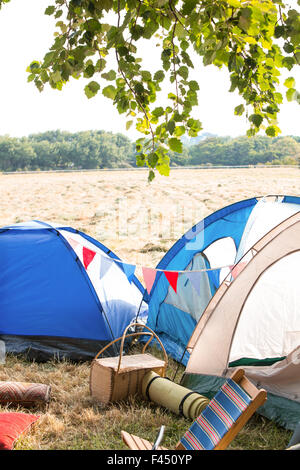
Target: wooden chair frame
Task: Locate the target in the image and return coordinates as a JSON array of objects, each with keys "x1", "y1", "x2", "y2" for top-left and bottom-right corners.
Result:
[{"x1": 121, "y1": 369, "x2": 267, "y2": 451}]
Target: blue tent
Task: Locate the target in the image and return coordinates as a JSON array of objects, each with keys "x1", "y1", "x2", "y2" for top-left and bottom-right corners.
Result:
[
  {"x1": 0, "y1": 220, "x2": 147, "y2": 361},
  {"x1": 143, "y1": 195, "x2": 300, "y2": 365}
]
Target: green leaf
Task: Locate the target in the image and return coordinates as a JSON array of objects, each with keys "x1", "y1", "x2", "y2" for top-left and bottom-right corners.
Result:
[
  {"x1": 136, "y1": 153, "x2": 146, "y2": 167},
  {"x1": 29, "y1": 61, "x2": 40, "y2": 71},
  {"x1": 154, "y1": 70, "x2": 165, "y2": 82},
  {"x1": 148, "y1": 152, "x2": 159, "y2": 168},
  {"x1": 274, "y1": 92, "x2": 283, "y2": 104},
  {"x1": 141, "y1": 70, "x2": 152, "y2": 81},
  {"x1": 148, "y1": 170, "x2": 155, "y2": 182},
  {"x1": 126, "y1": 120, "x2": 133, "y2": 130},
  {"x1": 84, "y1": 81, "x2": 100, "y2": 99},
  {"x1": 156, "y1": 163, "x2": 170, "y2": 176},
  {"x1": 238, "y1": 8, "x2": 252, "y2": 33},
  {"x1": 152, "y1": 107, "x2": 164, "y2": 118},
  {"x1": 286, "y1": 88, "x2": 296, "y2": 102},
  {"x1": 102, "y1": 85, "x2": 117, "y2": 100},
  {"x1": 283, "y1": 43, "x2": 294, "y2": 54},
  {"x1": 284, "y1": 77, "x2": 296, "y2": 88},
  {"x1": 84, "y1": 64, "x2": 95, "y2": 78},
  {"x1": 45, "y1": 5, "x2": 55, "y2": 15},
  {"x1": 249, "y1": 113, "x2": 263, "y2": 128},
  {"x1": 174, "y1": 126, "x2": 185, "y2": 137},
  {"x1": 274, "y1": 25, "x2": 285, "y2": 38},
  {"x1": 101, "y1": 70, "x2": 116, "y2": 81},
  {"x1": 168, "y1": 137, "x2": 182, "y2": 153},
  {"x1": 51, "y1": 70, "x2": 62, "y2": 83},
  {"x1": 226, "y1": 0, "x2": 241, "y2": 7},
  {"x1": 188, "y1": 80, "x2": 199, "y2": 91},
  {"x1": 178, "y1": 66, "x2": 189, "y2": 80},
  {"x1": 167, "y1": 120, "x2": 175, "y2": 135},
  {"x1": 266, "y1": 125, "x2": 281, "y2": 137},
  {"x1": 282, "y1": 57, "x2": 295, "y2": 70},
  {"x1": 234, "y1": 104, "x2": 245, "y2": 116}
]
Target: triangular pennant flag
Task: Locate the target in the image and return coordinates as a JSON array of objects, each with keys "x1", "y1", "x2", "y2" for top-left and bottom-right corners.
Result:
[
  {"x1": 230, "y1": 262, "x2": 247, "y2": 280},
  {"x1": 68, "y1": 237, "x2": 79, "y2": 251},
  {"x1": 100, "y1": 255, "x2": 113, "y2": 279},
  {"x1": 122, "y1": 263, "x2": 136, "y2": 283},
  {"x1": 207, "y1": 268, "x2": 221, "y2": 291},
  {"x1": 82, "y1": 246, "x2": 96, "y2": 270},
  {"x1": 164, "y1": 271, "x2": 179, "y2": 293},
  {"x1": 142, "y1": 267, "x2": 157, "y2": 295},
  {"x1": 185, "y1": 271, "x2": 202, "y2": 296}
]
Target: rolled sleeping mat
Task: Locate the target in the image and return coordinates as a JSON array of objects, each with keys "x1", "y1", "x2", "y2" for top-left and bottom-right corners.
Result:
[
  {"x1": 0, "y1": 381, "x2": 51, "y2": 407},
  {"x1": 142, "y1": 371, "x2": 210, "y2": 420}
]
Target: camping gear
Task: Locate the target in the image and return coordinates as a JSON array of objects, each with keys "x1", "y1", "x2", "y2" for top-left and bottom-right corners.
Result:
[
  {"x1": 0, "y1": 220, "x2": 147, "y2": 361},
  {"x1": 152, "y1": 425, "x2": 166, "y2": 450},
  {"x1": 122, "y1": 369, "x2": 267, "y2": 450},
  {"x1": 143, "y1": 195, "x2": 300, "y2": 365},
  {"x1": 0, "y1": 412, "x2": 40, "y2": 450},
  {"x1": 182, "y1": 210, "x2": 300, "y2": 431},
  {"x1": 90, "y1": 323, "x2": 168, "y2": 405},
  {"x1": 142, "y1": 371, "x2": 209, "y2": 419},
  {"x1": 0, "y1": 381, "x2": 51, "y2": 408}
]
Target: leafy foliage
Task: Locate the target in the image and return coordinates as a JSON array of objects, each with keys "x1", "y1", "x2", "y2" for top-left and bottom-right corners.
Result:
[
  {"x1": 0, "y1": 130, "x2": 136, "y2": 171},
  {"x1": 1, "y1": 0, "x2": 300, "y2": 179},
  {"x1": 0, "y1": 130, "x2": 299, "y2": 172}
]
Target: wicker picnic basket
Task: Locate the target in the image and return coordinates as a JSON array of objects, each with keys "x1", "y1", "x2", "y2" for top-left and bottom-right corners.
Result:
[{"x1": 89, "y1": 323, "x2": 168, "y2": 405}]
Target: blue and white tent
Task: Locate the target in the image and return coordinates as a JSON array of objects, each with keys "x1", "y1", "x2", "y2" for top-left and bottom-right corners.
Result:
[
  {"x1": 0, "y1": 220, "x2": 147, "y2": 361},
  {"x1": 144, "y1": 195, "x2": 300, "y2": 365}
]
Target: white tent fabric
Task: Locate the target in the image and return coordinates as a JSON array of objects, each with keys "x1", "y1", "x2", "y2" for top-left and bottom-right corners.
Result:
[
  {"x1": 204, "y1": 236, "x2": 237, "y2": 284},
  {"x1": 60, "y1": 230, "x2": 147, "y2": 337},
  {"x1": 186, "y1": 211, "x2": 300, "y2": 405},
  {"x1": 235, "y1": 198, "x2": 300, "y2": 263},
  {"x1": 230, "y1": 251, "x2": 300, "y2": 363}
]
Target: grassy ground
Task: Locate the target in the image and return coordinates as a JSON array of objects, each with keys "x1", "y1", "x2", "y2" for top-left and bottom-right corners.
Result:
[
  {"x1": 0, "y1": 167, "x2": 299, "y2": 450},
  {"x1": 0, "y1": 352, "x2": 292, "y2": 450}
]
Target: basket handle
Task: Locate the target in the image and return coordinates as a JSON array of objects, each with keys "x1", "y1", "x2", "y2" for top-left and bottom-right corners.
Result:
[{"x1": 94, "y1": 323, "x2": 168, "y2": 376}]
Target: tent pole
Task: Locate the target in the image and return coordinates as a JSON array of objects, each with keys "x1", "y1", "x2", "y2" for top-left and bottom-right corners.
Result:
[{"x1": 171, "y1": 347, "x2": 187, "y2": 382}]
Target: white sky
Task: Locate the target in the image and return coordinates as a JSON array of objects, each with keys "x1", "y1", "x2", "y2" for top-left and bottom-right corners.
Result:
[{"x1": 0, "y1": 0, "x2": 299, "y2": 139}]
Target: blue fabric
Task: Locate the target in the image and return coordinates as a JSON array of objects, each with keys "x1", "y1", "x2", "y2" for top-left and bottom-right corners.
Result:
[
  {"x1": 0, "y1": 228, "x2": 111, "y2": 340},
  {"x1": 146, "y1": 198, "x2": 258, "y2": 361},
  {"x1": 180, "y1": 378, "x2": 252, "y2": 450},
  {"x1": 207, "y1": 268, "x2": 221, "y2": 292},
  {"x1": 282, "y1": 196, "x2": 300, "y2": 206},
  {"x1": 55, "y1": 226, "x2": 145, "y2": 294},
  {"x1": 0, "y1": 221, "x2": 146, "y2": 344}
]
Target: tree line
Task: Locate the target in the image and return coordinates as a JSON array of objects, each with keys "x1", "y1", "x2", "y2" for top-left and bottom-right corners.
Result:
[{"x1": 0, "y1": 130, "x2": 299, "y2": 172}]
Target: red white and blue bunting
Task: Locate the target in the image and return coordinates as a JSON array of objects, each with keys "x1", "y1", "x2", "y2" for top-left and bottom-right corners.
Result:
[{"x1": 66, "y1": 235, "x2": 237, "y2": 297}]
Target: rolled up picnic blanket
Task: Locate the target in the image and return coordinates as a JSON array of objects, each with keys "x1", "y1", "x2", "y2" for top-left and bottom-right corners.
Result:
[
  {"x1": 0, "y1": 381, "x2": 51, "y2": 408},
  {"x1": 142, "y1": 371, "x2": 209, "y2": 420}
]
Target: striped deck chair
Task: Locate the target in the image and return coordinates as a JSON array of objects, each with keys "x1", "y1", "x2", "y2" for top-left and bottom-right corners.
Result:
[{"x1": 121, "y1": 369, "x2": 267, "y2": 451}]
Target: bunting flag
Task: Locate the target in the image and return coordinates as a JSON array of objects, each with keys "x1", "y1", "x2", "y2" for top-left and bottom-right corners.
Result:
[
  {"x1": 65, "y1": 234, "x2": 232, "y2": 297},
  {"x1": 82, "y1": 246, "x2": 96, "y2": 270},
  {"x1": 122, "y1": 263, "x2": 136, "y2": 283},
  {"x1": 67, "y1": 237, "x2": 79, "y2": 251},
  {"x1": 142, "y1": 267, "x2": 157, "y2": 295},
  {"x1": 207, "y1": 268, "x2": 221, "y2": 291},
  {"x1": 164, "y1": 270, "x2": 179, "y2": 293},
  {"x1": 100, "y1": 255, "x2": 113, "y2": 279},
  {"x1": 185, "y1": 271, "x2": 202, "y2": 296},
  {"x1": 230, "y1": 262, "x2": 247, "y2": 280}
]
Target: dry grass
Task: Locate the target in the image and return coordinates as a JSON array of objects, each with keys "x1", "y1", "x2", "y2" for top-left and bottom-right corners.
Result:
[
  {"x1": 1, "y1": 166, "x2": 299, "y2": 275},
  {"x1": 0, "y1": 167, "x2": 299, "y2": 450}
]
